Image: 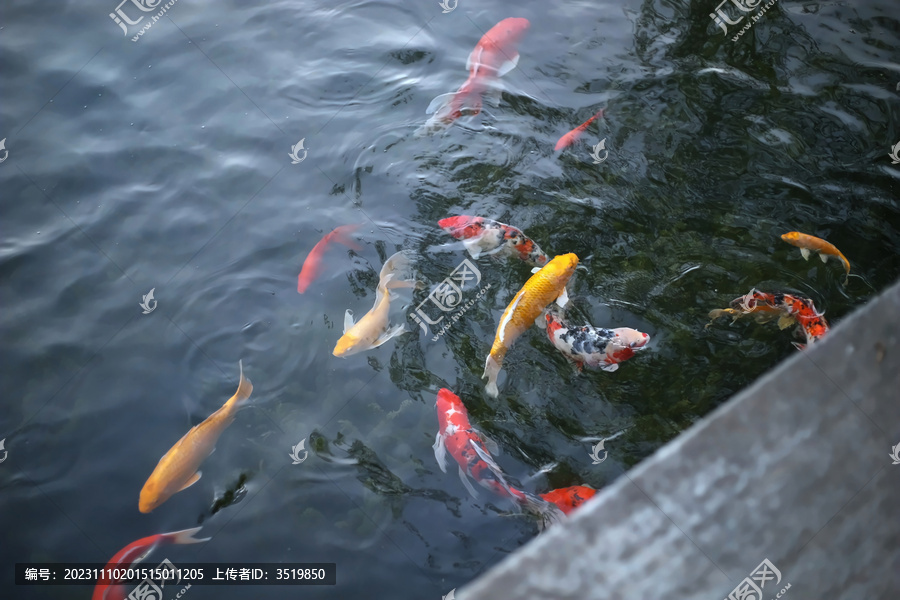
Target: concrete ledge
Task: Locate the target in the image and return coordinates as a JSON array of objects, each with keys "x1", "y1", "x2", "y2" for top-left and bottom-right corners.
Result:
[{"x1": 461, "y1": 280, "x2": 900, "y2": 599}]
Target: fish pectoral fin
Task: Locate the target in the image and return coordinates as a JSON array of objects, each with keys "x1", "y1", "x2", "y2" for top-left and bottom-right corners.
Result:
[
  {"x1": 555, "y1": 287, "x2": 570, "y2": 308},
  {"x1": 462, "y1": 238, "x2": 484, "y2": 259},
  {"x1": 600, "y1": 362, "x2": 619, "y2": 373},
  {"x1": 458, "y1": 465, "x2": 479, "y2": 499},
  {"x1": 178, "y1": 471, "x2": 202, "y2": 492},
  {"x1": 371, "y1": 324, "x2": 408, "y2": 348},
  {"x1": 343, "y1": 310, "x2": 355, "y2": 333},
  {"x1": 777, "y1": 314, "x2": 796, "y2": 330},
  {"x1": 497, "y1": 53, "x2": 520, "y2": 77},
  {"x1": 531, "y1": 266, "x2": 541, "y2": 274},
  {"x1": 819, "y1": 253, "x2": 828, "y2": 264},
  {"x1": 800, "y1": 248, "x2": 811, "y2": 260},
  {"x1": 432, "y1": 433, "x2": 448, "y2": 473},
  {"x1": 425, "y1": 92, "x2": 456, "y2": 115},
  {"x1": 534, "y1": 313, "x2": 547, "y2": 329}
]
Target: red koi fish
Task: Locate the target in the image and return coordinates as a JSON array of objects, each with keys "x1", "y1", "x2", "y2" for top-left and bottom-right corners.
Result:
[
  {"x1": 438, "y1": 215, "x2": 549, "y2": 267},
  {"x1": 730, "y1": 289, "x2": 830, "y2": 348},
  {"x1": 297, "y1": 224, "x2": 363, "y2": 293},
  {"x1": 92, "y1": 527, "x2": 209, "y2": 600},
  {"x1": 432, "y1": 388, "x2": 564, "y2": 529},
  {"x1": 539, "y1": 485, "x2": 597, "y2": 515},
  {"x1": 422, "y1": 18, "x2": 530, "y2": 132},
  {"x1": 554, "y1": 110, "x2": 604, "y2": 151}
]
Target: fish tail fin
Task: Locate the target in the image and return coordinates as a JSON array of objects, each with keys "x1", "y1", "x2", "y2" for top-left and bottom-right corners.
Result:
[
  {"x1": 482, "y1": 353, "x2": 502, "y2": 398},
  {"x1": 594, "y1": 108, "x2": 605, "y2": 121},
  {"x1": 231, "y1": 360, "x2": 254, "y2": 408},
  {"x1": 167, "y1": 526, "x2": 211, "y2": 544},
  {"x1": 521, "y1": 492, "x2": 566, "y2": 532}
]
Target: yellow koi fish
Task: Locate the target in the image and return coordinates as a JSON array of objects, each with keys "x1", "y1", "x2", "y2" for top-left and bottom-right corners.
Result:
[
  {"x1": 139, "y1": 361, "x2": 253, "y2": 513},
  {"x1": 483, "y1": 253, "x2": 579, "y2": 397},
  {"x1": 780, "y1": 231, "x2": 850, "y2": 285},
  {"x1": 333, "y1": 250, "x2": 419, "y2": 357}
]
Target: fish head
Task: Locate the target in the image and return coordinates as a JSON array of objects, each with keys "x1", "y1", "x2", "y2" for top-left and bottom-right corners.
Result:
[
  {"x1": 488, "y1": 17, "x2": 531, "y2": 49},
  {"x1": 332, "y1": 332, "x2": 366, "y2": 357},
  {"x1": 781, "y1": 231, "x2": 801, "y2": 244},
  {"x1": 138, "y1": 484, "x2": 165, "y2": 514},
  {"x1": 611, "y1": 327, "x2": 650, "y2": 350},
  {"x1": 543, "y1": 253, "x2": 579, "y2": 286},
  {"x1": 438, "y1": 216, "x2": 482, "y2": 239},
  {"x1": 436, "y1": 388, "x2": 467, "y2": 429}
]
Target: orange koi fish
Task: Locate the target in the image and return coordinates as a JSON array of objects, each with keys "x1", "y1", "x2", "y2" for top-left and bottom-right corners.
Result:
[
  {"x1": 433, "y1": 388, "x2": 564, "y2": 528},
  {"x1": 421, "y1": 18, "x2": 530, "y2": 133},
  {"x1": 298, "y1": 224, "x2": 363, "y2": 293},
  {"x1": 780, "y1": 231, "x2": 850, "y2": 285},
  {"x1": 139, "y1": 362, "x2": 253, "y2": 513},
  {"x1": 554, "y1": 109, "x2": 604, "y2": 151},
  {"x1": 730, "y1": 289, "x2": 830, "y2": 348},
  {"x1": 93, "y1": 527, "x2": 209, "y2": 600},
  {"x1": 539, "y1": 485, "x2": 596, "y2": 515},
  {"x1": 483, "y1": 253, "x2": 579, "y2": 397},
  {"x1": 438, "y1": 215, "x2": 549, "y2": 267}
]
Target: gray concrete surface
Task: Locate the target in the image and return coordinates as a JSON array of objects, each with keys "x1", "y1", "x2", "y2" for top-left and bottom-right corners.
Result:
[{"x1": 460, "y1": 279, "x2": 900, "y2": 600}]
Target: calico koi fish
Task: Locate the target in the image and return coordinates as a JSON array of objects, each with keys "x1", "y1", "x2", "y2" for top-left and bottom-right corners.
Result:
[
  {"x1": 554, "y1": 109, "x2": 604, "y2": 151},
  {"x1": 421, "y1": 17, "x2": 530, "y2": 133},
  {"x1": 92, "y1": 527, "x2": 209, "y2": 600},
  {"x1": 539, "y1": 485, "x2": 596, "y2": 515},
  {"x1": 139, "y1": 362, "x2": 253, "y2": 513},
  {"x1": 545, "y1": 308, "x2": 649, "y2": 372},
  {"x1": 780, "y1": 231, "x2": 850, "y2": 285},
  {"x1": 438, "y1": 215, "x2": 549, "y2": 267},
  {"x1": 432, "y1": 388, "x2": 564, "y2": 528},
  {"x1": 298, "y1": 224, "x2": 364, "y2": 293},
  {"x1": 730, "y1": 289, "x2": 830, "y2": 348},
  {"x1": 333, "y1": 251, "x2": 419, "y2": 357},
  {"x1": 483, "y1": 253, "x2": 579, "y2": 397}
]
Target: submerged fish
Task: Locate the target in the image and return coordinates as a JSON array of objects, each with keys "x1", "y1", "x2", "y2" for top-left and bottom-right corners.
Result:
[
  {"x1": 433, "y1": 388, "x2": 564, "y2": 529},
  {"x1": 333, "y1": 251, "x2": 419, "y2": 357},
  {"x1": 554, "y1": 109, "x2": 604, "y2": 151},
  {"x1": 483, "y1": 253, "x2": 579, "y2": 397},
  {"x1": 539, "y1": 485, "x2": 596, "y2": 515},
  {"x1": 780, "y1": 231, "x2": 850, "y2": 285},
  {"x1": 298, "y1": 224, "x2": 363, "y2": 293},
  {"x1": 729, "y1": 289, "x2": 830, "y2": 348},
  {"x1": 438, "y1": 215, "x2": 549, "y2": 267},
  {"x1": 420, "y1": 17, "x2": 530, "y2": 134},
  {"x1": 545, "y1": 307, "x2": 649, "y2": 372},
  {"x1": 93, "y1": 527, "x2": 209, "y2": 600},
  {"x1": 139, "y1": 362, "x2": 253, "y2": 513}
]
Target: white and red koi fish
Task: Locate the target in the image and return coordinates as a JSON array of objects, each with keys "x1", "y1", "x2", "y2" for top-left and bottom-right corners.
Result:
[
  {"x1": 545, "y1": 308, "x2": 649, "y2": 372},
  {"x1": 554, "y1": 109, "x2": 604, "y2": 151},
  {"x1": 92, "y1": 527, "x2": 209, "y2": 600},
  {"x1": 297, "y1": 224, "x2": 363, "y2": 294},
  {"x1": 438, "y1": 215, "x2": 549, "y2": 268},
  {"x1": 728, "y1": 289, "x2": 830, "y2": 349},
  {"x1": 420, "y1": 17, "x2": 530, "y2": 134},
  {"x1": 433, "y1": 388, "x2": 564, "y2": 529}
]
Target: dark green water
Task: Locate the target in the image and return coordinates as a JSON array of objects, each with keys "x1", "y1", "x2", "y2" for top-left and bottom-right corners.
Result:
[{"x1": 1, "y1": 0, "x2": 898, "y2": 598}]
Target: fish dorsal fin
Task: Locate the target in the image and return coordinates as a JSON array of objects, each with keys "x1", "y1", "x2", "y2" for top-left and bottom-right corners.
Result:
[
  {"x1": 470, "y1": 441, "x2": 514, "y2": 495},
  {"x1": 425, "y1": 92, "x2": 456, "y2": 115},
  {"x1": 496, "y1": 53, "x2": 520, "y2": 77},
  {"x1": 178, "y1": 471, "x2": 202, "y2": 491},
  {"x1": 343, "y1": 309, "x2": 355, "y2": 333},
  {"x1": 458, "y1": 465, "x2": 479, "y2": 498},
  {"x1": 432, "y1": 432, "x2": 448, "y2": 473}
]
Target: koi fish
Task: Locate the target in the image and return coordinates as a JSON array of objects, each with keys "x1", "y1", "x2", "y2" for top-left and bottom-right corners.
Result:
[
  {"x1": 333, "y1": 251, "x2": 419, "y2": 357},
  {"x1": 545, "y1": 308, "x2": 649, "y2": 372},
  {"x1": 298, "y1": 224, "x2": 363, "y2": 293},
  {"x1": 554, "y1": 109, "x2": 604, "y2": 151},
  {"x1": 539, "y1": 485, "x2": 596, "y2": 516},
  {"x1": 92, "y1": 527, "x2": 209, "y2": 600},
  {"x1": 421, "y1": 17, "x2": 530, "y2": 133},
  {"x1": 139, "y1": 362, "x2": 253, "y2": 513},
  {"x1": 438, "y1": 215, "x2": 549, "y2": 267},
  {"x1": 483, "y1": 253, "x2": 579, "y2": 397},
  {"x1": 432, "y1": 388, "x2": 564, "y2": 528},
  {"x1": 730, "y1": 289, "x2": 830, "y2": 348},
  {"x1": 780, "y1": 231, "x2": 850, "y2": 285}
]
